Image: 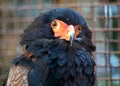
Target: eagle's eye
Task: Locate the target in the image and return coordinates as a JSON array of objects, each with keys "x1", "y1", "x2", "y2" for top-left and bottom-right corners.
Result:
[
  {"x1": 76, "y1": 25, "x2": 82, "y2": 30},
  {"x1": 51, "y1": 20, "x2": 57, "y2": 27},
  {"x1": 75, "y1": 25, "x2": 82, "y2": 37}
]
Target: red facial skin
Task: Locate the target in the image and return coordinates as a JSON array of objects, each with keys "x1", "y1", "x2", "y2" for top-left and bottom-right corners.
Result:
[{"x1": 51, "y1": 19, "x2": 81, "y2": 41}]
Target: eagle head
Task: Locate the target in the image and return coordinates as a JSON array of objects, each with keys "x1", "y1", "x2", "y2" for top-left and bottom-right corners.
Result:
[{"x1": 20, "y1": 8, "x2": 95, "y2": 51}]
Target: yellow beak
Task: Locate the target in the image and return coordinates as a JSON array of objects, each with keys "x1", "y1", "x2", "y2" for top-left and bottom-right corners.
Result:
[{"x1": 67, "y1": 25, "x2": 75, "y2": 46}]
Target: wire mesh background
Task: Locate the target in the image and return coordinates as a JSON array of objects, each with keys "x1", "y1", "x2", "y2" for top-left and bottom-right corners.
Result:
[{"x1": 0, "y1": 0, "x2": 120, "y2": 86}]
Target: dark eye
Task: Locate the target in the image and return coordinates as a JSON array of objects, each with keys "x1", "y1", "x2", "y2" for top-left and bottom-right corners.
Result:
[
  {"x1": 77, "y1": 25, "x2": 82, "y2": 30},
  {"x1": 52, "y1": 20, "x2": 57, "y2": 27}
]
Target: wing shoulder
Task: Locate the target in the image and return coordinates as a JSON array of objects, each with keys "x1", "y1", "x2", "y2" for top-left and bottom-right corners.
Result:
[
  {"x1": 6, "y1": 65, "x2": 30, "y2": 86},
  {"x1": 6, "y1": 56, "x2": 31, "y2": 86}
]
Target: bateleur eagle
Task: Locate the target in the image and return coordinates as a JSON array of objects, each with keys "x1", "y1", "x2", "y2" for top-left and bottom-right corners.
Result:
[{"x1": 3, "y1": 8, "x2": 98, "y2": 86}]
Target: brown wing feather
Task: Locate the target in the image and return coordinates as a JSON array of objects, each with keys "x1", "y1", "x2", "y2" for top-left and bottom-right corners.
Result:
[{"x1": 6, "y1": 65, "x2": 30, "y2": 86}]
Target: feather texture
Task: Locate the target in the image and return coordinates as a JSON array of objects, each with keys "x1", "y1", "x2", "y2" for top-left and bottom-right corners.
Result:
[{"x1": 26, "y1": 38, "x2": 96, "y2": 86}]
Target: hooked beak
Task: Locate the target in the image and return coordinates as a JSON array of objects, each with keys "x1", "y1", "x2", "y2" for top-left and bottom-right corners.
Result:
[{"x1": 67, "y1": 25, "x2": 75, "y2": 46}]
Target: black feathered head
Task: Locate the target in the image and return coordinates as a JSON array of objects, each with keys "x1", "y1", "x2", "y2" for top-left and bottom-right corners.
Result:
[{"x1": 20, "y1": 8, "x2": 95, "y2": 52}]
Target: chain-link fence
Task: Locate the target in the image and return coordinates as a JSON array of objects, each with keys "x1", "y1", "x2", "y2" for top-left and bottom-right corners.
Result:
[{"x1": 0, "y1": 0, "x2": 120, "y2": 86}]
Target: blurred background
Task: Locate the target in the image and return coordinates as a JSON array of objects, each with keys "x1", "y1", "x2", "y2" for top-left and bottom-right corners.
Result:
[{"x1": 0, "y1": 0, "x2": 120, "y2": 86}]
